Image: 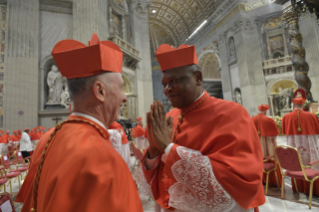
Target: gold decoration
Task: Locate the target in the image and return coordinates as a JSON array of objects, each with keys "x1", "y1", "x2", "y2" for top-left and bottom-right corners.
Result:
[{"x1": 270, "y1": 80, "x2": 297, "y2": 94}]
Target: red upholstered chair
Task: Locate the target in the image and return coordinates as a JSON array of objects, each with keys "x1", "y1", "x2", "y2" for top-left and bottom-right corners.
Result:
[
  {"x1": 12, "y1": 151, "x2": 30, "y2": 180},
  {"x1": 6, "y1": 146, "x2": 14, "y2": 160},
  {"x1": 275, "y1": 145, "x2": 319, "y2": 209},
  {"x1": 130, "y1": 142, "x2": 144, "y2": 174},
  {"x1": 0, "y1": 166, "x2": 8, "y2": 193},
  {"x1": 0, "y1": 154, "x2": 22, "y2": 196},
  {"x1": 0, "y1": 192, "x2": 16, "y2": 212},
  {"x1": 263, "y1": 155, "x2": 280, "y2": 195}
]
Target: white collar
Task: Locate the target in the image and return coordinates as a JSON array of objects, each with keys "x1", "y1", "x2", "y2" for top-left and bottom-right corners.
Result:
[
  {"x1": 195, "y1": 91, "x2": 205, "y2": 102},
  {"x1": 71, "y1": 112, "x2": 107, "y2": 130}
]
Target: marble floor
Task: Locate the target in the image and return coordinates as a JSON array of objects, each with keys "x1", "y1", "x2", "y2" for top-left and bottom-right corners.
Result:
[{"x1": 8, "y1": 136, "x2": 319, "y2": 212}]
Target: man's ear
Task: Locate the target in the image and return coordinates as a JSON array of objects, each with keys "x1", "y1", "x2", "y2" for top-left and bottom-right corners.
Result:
[
  {"x1": 194, "y1": 71, "x2": 203, "y2": 86},
  {"x1": 92, "y1": 80, "x2": 106, "y2": 102}
]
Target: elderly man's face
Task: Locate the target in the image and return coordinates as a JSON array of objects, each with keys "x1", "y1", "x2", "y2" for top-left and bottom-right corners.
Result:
[
  {"x1": 101, "y1": 73, "x2": 127, "y2": 124},
  {"x1": 162, "y1": 66, "x2": 202, "y2": 109}
]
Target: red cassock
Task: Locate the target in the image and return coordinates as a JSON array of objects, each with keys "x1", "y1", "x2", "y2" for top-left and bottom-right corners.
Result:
[
  {"x1": 142, "y1": 91, "x2": 265, "y2": 211},
  {"x1": 9, "y1": 134, "x2": 19, "y2": 142},
  {"x1": 131, "y1": 125, "x2": 145, "y2": 138},
  {"x1": 0, "y1": 134, "x2": 9, "y2": 144},
  {"x1": 282, "y1": 109, "x2": 319, "y2": 195},
  {"x1": 109, "y1": 122, "x2": 128, "y2": 144},
  {"x1": 252, "y1": 114, "x2": 281, "y2": 187},
  {"x1": 15, "y1": 115, "x2": 143, "y2": 212},
  {"x1": 16, "y1": 134, "x2": 21, "y2": 140}
]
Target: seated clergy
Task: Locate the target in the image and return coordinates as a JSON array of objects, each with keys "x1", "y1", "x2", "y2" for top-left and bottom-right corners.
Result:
[
  {"x1": 252, "y1": 104, "x2": 281, "y2": 187},
  {"x1": 15, "y1": 33, "x2": 143, "y2": 212},
  {"x1": 109, "y1": 121, "x2": 132, "y2": 170},
  {"x1": 131, "y1": 117, "x2": 149, "y2": 150},
  {"x1": 282, "y1": 89, "x2": 319, "y2": 195},
  {"x1": 142, "y1": 44, "x2": 265, "y2": 212}
]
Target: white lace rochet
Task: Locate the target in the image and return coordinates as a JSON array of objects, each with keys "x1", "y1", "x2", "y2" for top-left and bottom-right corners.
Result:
[
  {"x1": 168, "y1": 146, "x2": 235, "y2": 212},
  {"x1": 286, "y1": 135, "x2": 319, "y2": 171}
]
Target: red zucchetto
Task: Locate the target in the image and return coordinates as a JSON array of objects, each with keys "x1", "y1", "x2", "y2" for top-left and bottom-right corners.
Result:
[
  {"x1": 156, "y1": 44, "x2": 198, "y2": 72},
  {"x1": 52, "y1": 33, "x2": 123, "y2": 79}
]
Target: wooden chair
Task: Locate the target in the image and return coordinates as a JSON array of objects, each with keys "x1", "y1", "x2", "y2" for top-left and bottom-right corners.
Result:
[
  {"x1": 0, "y1": 154, "x2": 22, "y2": 196},
  {"x1": 263, "y1": 155, "x2": 280, "y2": 195},
  {"x1": 0, "y1": 166, "x2": 8, "y2": 193},
  {"x1": 275, "y1": 145, "x2": 319, "y2": 209}
]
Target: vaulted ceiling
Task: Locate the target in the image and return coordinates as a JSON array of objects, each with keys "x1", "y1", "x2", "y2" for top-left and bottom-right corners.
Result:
[{"x1": 149, "y1": 0, "x2": 223, "y2": 49}]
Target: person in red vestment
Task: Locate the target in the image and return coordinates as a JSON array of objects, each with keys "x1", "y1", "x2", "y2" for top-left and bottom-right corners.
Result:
[
  {"x1": 132, "y1": 117, "x2": 148, "y2": 149},
  {"x1": 252, "y1": 104, "x2": 281, "y2": 187},
  {"x1": 282, "y1": 91, "x2": 319, "y2": 195},
  {"x1": 15, "y1": 33, "x2": 143, "y2": 212},
  {"x1": 9, "y1": 131, "x2": 19, "y2": 142},
  {"x1": 142, "y1": 44, "x2": 265, "y2": 212},
  {"x1": 17, "y1": 129, "x2": 22, "y2": 140},
  {"x1": 109, "y1": 121, "x2": 132, "y2": 170},
  {"x1": 0, "y1": 130, "x2": 10, "y2": 144}
]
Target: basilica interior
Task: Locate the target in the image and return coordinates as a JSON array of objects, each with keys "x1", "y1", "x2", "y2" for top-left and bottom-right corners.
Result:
[{"x1": 0, "y1": 0, "x2": 319, "y2": 211}]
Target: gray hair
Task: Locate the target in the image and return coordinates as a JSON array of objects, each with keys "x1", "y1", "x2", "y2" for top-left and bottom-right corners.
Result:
[
  {"x1": 67, "y1": 74, "x2": 99, "y2": 100},
  {"x1": 187, "y1": 64, "x2": 202, "y2": 72}
]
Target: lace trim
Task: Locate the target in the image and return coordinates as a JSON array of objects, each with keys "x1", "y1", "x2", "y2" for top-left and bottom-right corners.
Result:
[
  {"x1": 133, "y1": 165, "x2": 153, "y2": 196},
  {"x1": 168, "y1": 146, "x2": 235, "y2": 212},
  {"x1": 286, "y1": 135, "x2": 319, "y2": 170},
  {"x1": 107, "y1": 129, "x2": 121, "y2": 153}
]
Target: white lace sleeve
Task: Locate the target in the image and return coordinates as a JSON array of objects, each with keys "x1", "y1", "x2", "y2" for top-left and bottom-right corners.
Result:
[
  {"x1": 168, "y1": 146, "x2": 236, "y2": 212},
  {"x1": 107, "y1": 129, "x2": 121, "y2": 153}
]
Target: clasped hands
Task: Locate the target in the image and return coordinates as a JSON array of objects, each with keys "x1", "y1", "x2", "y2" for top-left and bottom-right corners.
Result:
[{"x1": 147, "y1": 101, "x2": 173, "y2": 159}]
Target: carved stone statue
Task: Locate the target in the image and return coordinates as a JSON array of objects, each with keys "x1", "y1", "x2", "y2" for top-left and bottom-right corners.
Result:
[
  {"x1": 60, "y1": 83, "x2": 70, "y2": 108},
  {"x1": 229, "y1": 38, "x2": 236, "y2": 57},
  {"x1": 278, "y1": 87, "x2": 294, "y2": 109},
  {"x1": 47, "y1": 65, "x2": 63, "y2": 103},
  {"x1": 234, "y1": 89, "x2": 242, "y2": 105}
]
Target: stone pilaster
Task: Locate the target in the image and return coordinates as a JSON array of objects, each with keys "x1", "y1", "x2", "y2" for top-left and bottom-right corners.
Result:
[
  {"x1": 218, "y1": 33, "x2": 233, "y2": 101},
  {"x1": 73, "y1": 0, "x2": 109, "y2": 44},
  {"x1": 127, "y1": 0, "x2": 154, "y2": 122},
  {"x1": 4, "y1": 0, "x2": 39, "y2": 130},
  {"x1": 235, "y1": 19, "x2": 268, "y2": 115}
]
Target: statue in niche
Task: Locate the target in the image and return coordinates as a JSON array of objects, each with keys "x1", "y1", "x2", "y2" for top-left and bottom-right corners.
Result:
[
  {"x1": 278, "y1": 87, "x2": 294, "y2": 110},
  {"x1": 111, "y1": 14, "x2": 120, "y2": 36},
  {"x1": 229, "y1": 38, "x2": 236, "y2": 58},
  {"x1": 47, "y1": 65, "x2": 63, "y2": 104},
  {"x1": 60, "y1": 83, "x2": 70, "y2": 108},
  {"x1": 234, "y1": 88, "x2": 242, "y2": 105}
]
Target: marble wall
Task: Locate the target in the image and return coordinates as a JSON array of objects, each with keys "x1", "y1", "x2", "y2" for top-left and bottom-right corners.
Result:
[
  {"x1": 192, "y1": 2, "x2": 319, "y2": 116},
  {"x1": 3, "y1": 0, "x2": 39, "y2": 131}
]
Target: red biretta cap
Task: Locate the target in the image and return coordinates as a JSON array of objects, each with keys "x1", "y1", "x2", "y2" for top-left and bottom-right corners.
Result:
[
  {"x1": 294, "y1": 88, "x2": 306, "y2": 100},
  {"x1": 258, "y1": 104, "x2": 269, "y2": 112},
  {"x1": 156, "y1": 44, "x2": 198, "y2": 72},
  {"x1": 292, "y1": 91, "x2": 306, "y2": 105},
  {"x1": 136, "y1": 117, "x2": 142, "y2": 122},
  {"x1": 52, "y1": 33, "x2": 123, "y2": 79}
]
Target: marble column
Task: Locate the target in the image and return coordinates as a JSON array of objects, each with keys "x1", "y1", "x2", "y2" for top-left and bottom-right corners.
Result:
[
  {"x1": 218, "y1": 33, "x2": 233, "y2": 101},
  {"x1": 235, "y1": 19, "x2": 268, "y2": 115},
  {"x1": 127, "y1": 0, "x2": 154, "y2": 122},
  {"x1": 3, "y1": 0, "x2": 39, "y2": 130},
  {"x1": 73, "y1": 0, "x2": 109, "y2": 44}
]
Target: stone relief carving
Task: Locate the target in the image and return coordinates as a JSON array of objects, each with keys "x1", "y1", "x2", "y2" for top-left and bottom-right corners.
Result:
[
  {"x1": 111, "y1": 13, "x2": 121, "y2": 36},
  {"x1": 47, "y1": 65, "x2": 63, "y2": 104},
  {"x1": 60, "y1": 83, "x2": 71, "y2": 108},
  {"x1": 278, "y1": 87, "x2": 294, "y2": 110},
  {"x1": 229, "y1": 38, "x2": 236, "y2": 57},
  {"x1": 234, "y1": 88, "x2": 242, "y2": 105}
]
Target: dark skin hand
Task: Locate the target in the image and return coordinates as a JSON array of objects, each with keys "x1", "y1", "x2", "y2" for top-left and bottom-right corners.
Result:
[{"x1": 147, "y1": 101, "x2": 173, "y2": 159}]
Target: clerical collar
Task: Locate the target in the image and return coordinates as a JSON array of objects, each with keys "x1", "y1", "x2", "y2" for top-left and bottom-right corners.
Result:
[
  {"x1": 195, "y1": 91, "x2": 205, "y2": 102},
  {"x1": 71, "y1": 112, "x2": 107, "y2": 130}
]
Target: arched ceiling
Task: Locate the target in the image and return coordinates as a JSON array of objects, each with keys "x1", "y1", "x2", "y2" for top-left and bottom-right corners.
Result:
[{"x1": 149, "y1": 0, "x2": 223, "y2": 47}]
